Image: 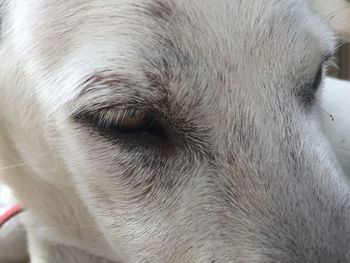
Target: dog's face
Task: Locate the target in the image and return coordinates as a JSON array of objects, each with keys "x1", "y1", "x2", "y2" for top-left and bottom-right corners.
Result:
[{"x1": 1, "y1": 0, "x2": 350, "y2": 262}]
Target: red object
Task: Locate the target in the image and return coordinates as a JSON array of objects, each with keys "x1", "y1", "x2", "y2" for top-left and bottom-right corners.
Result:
[{"x1": 0, "y1": 204, "x2": 24, "y2": 228}]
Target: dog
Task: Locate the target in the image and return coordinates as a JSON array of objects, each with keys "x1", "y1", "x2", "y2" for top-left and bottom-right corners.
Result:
[{"x1": 0, "y1": 0, "x2": 350, "y2": 262}]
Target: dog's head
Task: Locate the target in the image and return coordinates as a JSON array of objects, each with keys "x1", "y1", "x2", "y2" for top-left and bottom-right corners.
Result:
[{"x1": 0, "y1": 0, "x2": 350, "y2": 262}]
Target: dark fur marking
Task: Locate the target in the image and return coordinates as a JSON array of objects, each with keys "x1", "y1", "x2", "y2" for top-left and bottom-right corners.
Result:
[{"x1": 144, "y1": 0, "x2": 174, "y2": 22}]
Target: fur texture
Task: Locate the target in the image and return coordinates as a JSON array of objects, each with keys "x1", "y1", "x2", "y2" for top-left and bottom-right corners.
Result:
[{"x1": 0, "y1": 0, "x2": 350, "y2": 262}]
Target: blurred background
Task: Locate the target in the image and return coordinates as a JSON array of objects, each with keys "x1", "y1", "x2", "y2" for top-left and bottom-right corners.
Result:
[{"x1": 330, "y1": 43, "x2": 350, "y2": 80}]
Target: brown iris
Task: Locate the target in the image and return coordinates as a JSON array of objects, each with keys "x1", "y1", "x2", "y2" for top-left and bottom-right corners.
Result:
[
  {"x1": 114, "y1": 109, "x2": 155, "y2": 133},
  {"x1": 94, "y1": 109, "x2": 159, "y2": 134}
]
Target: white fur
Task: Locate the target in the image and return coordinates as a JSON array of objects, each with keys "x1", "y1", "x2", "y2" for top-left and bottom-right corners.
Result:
[{"x1": 0, "y1": 0, "x2": 350, "y2": 262}]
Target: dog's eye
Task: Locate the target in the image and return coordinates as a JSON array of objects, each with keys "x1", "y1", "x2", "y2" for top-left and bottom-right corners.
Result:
[
  {"x1": 105, "y1": 109, "x2": 153, "y2": 132},
  {"x1": 89, "y1": 109, "x2": 166, "y2": 137},
  {"x1": 97, "y1": 109, "x2": 155, "y2": 133},
  {"x1": 312, "y1": 66, "x2": 323, "y2": 92},
  {"x1": 299, "y1": 66, "x2": 324, "y2": 106}
]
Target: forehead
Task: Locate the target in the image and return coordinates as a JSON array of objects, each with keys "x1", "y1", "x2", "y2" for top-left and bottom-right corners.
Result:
[{"x1": 10, "y1": 0, "x2": 335, "y2": 109}]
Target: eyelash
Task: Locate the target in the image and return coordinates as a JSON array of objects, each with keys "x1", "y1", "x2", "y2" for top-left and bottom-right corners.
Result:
[
  {"x1": 75, "y1": 108, "x2": 168, "y2": 142},
  {"x1": 312, "y1": 67, "x2": 323, "y2": 92},
  {"x1": 94, "y1": 109, "x2": 154, "y2": 132},
  {"x1": 296, "y1": 65, "x2": 324, "y2": 107}
]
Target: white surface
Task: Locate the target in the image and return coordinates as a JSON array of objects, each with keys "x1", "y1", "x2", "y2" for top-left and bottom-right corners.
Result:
[
  {"x1": 321, "y1": 77, "x2": 350, "y2": 175},
  {"x1": 0, "y1": 184, "x2": 17, "y2": 213}
]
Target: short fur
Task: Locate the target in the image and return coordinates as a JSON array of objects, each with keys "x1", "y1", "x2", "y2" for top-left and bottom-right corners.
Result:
[{"x1": 0, "y1": 0, "x2": 350, "y2": 262}]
